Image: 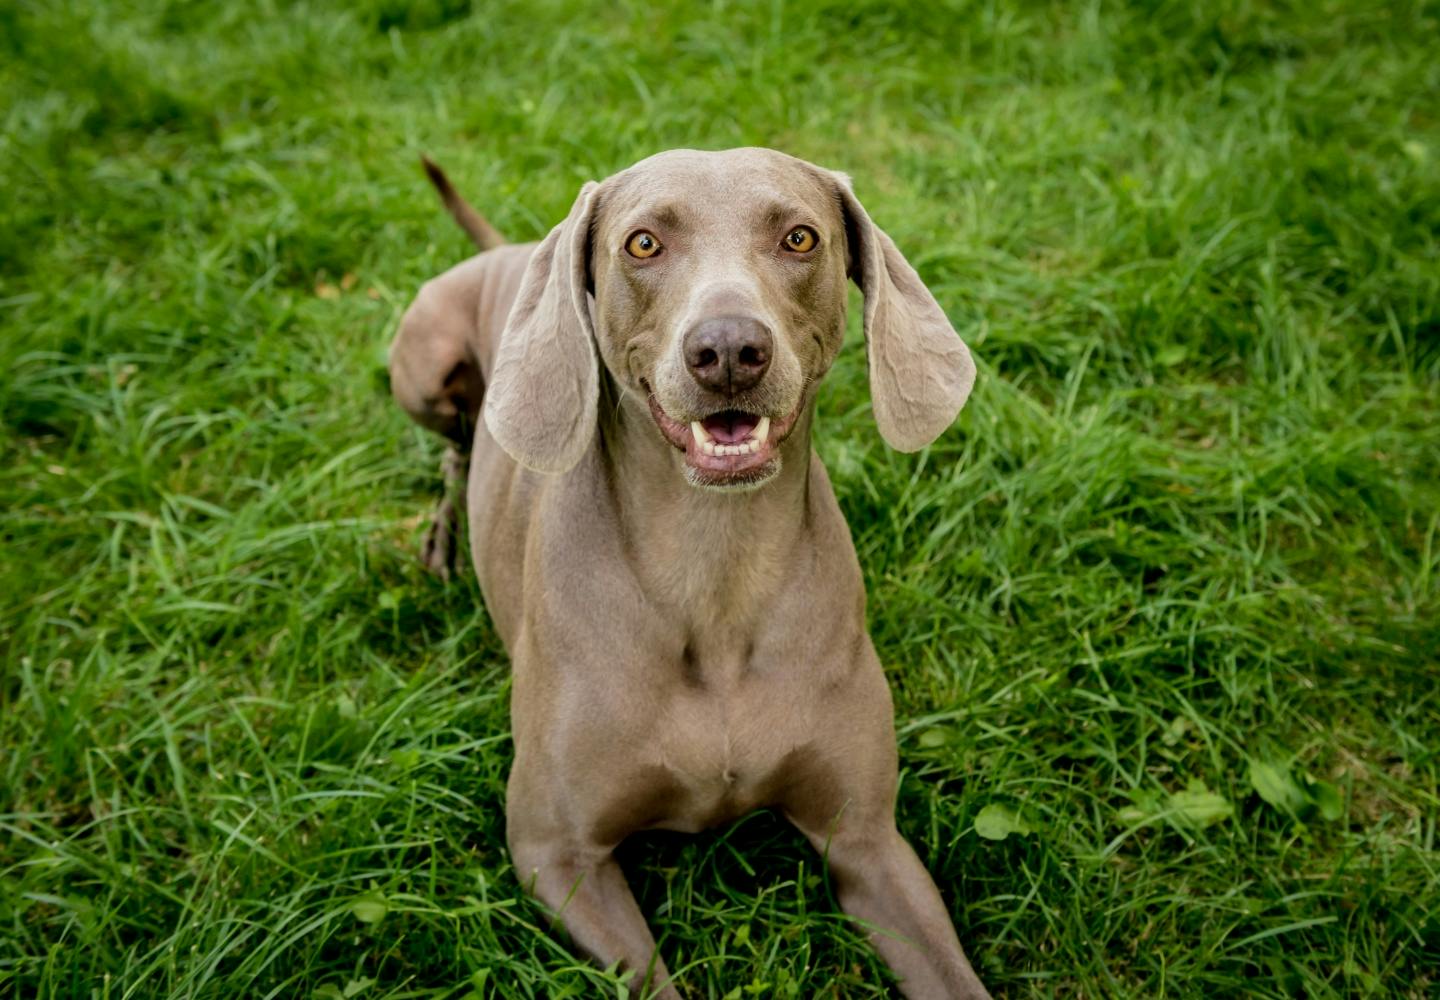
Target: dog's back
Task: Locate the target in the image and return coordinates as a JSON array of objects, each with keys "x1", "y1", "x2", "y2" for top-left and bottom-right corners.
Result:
[{"x1": 388, "y1": 163, "x2": 534, "y2": 445}]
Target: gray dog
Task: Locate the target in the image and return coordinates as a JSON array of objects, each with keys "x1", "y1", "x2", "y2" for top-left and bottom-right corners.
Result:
[{"x1": 390, "y1": 148, "x2": 990, "y2": 999}]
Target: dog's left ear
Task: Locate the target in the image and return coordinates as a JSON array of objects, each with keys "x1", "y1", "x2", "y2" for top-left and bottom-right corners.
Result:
[
  {"x1": 485, "y1": 182, "x2": 600, "y2": 474},
  {"x1": 833, "y1": 175, "x2": 976, "y2": 452}
]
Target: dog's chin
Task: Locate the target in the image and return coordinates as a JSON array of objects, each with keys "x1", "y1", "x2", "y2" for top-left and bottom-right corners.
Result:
[
  {"x1": 644, "y1": 386, "x2": 802, "y2": 492},
  {"x1": 682, "y1": 453, "x2": 783, "y2": 492}
]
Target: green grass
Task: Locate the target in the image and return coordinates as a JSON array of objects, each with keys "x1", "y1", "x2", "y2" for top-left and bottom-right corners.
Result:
[{"x1": 3, "y1": 0, "x2": 1438, "y2": 996}]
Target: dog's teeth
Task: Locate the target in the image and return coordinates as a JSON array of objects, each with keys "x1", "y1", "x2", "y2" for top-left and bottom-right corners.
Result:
[
  {"x1": 691, "y1": 421, "x2": 710, "y2": 444},
  {"x1": 702, "y1": 441, "x2": 717, "y2": 456},
  {"x1": 753, "y1": 417, "x2": 771, "y2": 443}
]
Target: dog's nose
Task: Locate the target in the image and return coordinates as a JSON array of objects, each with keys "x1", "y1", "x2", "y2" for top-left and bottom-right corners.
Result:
[{"x1": 683, "y1": 316, "x2": 773, "y2": 395}]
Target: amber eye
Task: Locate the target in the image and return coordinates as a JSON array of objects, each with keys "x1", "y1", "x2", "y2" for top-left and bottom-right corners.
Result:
[
  {"x1": 783, "y1": 226, "x2": 818, "y2": 253},
  {"x1": 626, "y1": 231, "x2": 663, "y2": 258}
]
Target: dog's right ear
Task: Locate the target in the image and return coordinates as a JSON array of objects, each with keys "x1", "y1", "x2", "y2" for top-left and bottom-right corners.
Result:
[{"x1": 484, "y1": 182, "x2": 600, "y2": 474}]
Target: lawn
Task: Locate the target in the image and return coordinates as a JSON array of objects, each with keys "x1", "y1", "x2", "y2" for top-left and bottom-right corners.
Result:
[{"x1": 3, "y1": 0, "x2": 1438, "y2": 997}]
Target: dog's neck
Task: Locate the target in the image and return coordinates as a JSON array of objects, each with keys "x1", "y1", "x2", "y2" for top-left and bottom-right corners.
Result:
[{"x1": 600, "y1": 388, "x2": 815, "y2": 635}]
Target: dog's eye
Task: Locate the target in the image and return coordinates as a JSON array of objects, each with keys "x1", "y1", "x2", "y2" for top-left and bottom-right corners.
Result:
[
  {"x1": 783, "y1": 226, "x2": 818, "y2": 253},
  {"x1": 626, "y1": 231, "x2": 663, "y2": 258}
]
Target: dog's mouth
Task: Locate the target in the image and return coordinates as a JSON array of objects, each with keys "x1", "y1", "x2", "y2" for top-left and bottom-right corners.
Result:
[{"x1": 643, "y1": 386, "x2": 804, "y2": 488}]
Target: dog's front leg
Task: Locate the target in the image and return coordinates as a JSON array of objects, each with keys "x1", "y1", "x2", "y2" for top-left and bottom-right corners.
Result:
[
  {"x1": 508, "y1": 836, "x2": 677, "y2": 999},
  {"x1": 508, "y1": 756, "x2": 676, "y2": 998},
  {"x1": 819, "y1": 823, "x2": 992, "y2": 998},
  {"x1": 792, "y1": 815, "x2": 993, "y2": 999}
]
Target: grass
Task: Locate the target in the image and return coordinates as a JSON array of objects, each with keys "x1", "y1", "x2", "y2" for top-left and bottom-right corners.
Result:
[{"x1": 2, "y1": 0, "x2": 1438, "y2": 996}]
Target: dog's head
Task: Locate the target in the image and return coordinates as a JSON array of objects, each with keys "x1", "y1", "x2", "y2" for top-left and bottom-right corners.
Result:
[{"x1": 485, "y1": 148, "x2": 975, "y2": 490}]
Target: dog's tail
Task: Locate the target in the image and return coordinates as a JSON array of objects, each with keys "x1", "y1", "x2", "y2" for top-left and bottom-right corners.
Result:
[{"x1": 420, "y1": 155, "x2": 507, "y2": 252}]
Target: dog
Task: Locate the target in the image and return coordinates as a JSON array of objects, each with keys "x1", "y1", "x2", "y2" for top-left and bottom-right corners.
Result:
[{"x1": 389, "y1": 148, "x2": 989, "y2": 998}]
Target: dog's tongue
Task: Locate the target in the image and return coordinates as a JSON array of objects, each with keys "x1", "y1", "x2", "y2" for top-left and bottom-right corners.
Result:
[{"x1": 701, "y1": 410, "x2": 758, "y2": 444}]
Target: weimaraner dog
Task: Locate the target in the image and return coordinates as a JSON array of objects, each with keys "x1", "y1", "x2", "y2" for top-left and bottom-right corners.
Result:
[{"x1": 389, "y1": 148, "x2": 990, "y2": 998}]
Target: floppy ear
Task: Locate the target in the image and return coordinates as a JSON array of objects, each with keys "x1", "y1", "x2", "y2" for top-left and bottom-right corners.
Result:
[
  {"x1": 484, "y1": 182, "x2": 600, "y2": 474},
  {"x1": 835, "y1": 177, "x2": 976, "y2": 452}
]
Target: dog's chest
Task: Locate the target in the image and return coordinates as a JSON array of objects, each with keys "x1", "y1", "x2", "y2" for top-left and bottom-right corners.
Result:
[{"x1": 641, "y1": 664, "x2": 814, "y2": 832}]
